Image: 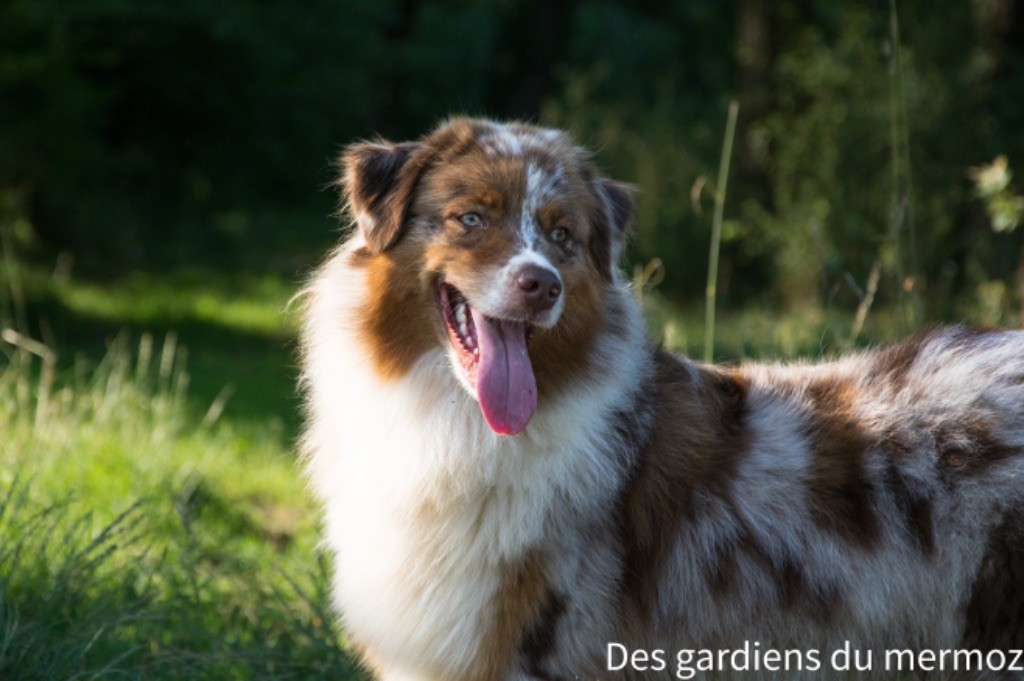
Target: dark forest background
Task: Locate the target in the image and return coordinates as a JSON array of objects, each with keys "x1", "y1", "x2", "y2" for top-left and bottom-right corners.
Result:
[{"x1": 3, "y1": 0, "x2": 1024, "y2": 320}]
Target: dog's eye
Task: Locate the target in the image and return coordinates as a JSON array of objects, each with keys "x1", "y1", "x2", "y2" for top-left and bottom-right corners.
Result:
[
  {"x1": 459, "y1": 213, "x2": 484, "y2": 229},
  {"x1": 549, "y1": 227, "x2": 569, "y2": 243}
]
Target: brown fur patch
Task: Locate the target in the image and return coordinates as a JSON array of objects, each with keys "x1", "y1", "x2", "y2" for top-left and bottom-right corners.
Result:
[
  {"x1": 869, "y1": 331, "x2": 929, "y2": 392},
  {"x1": 416, "y1": 153, "x2": 527, "y2": 223},
  {"x1": 357, "y1": 241, "x2": 438, "y2": 381},
  {"x1": 530, "y1": 276, "x2": 607, "y2": 401},
  {"x1": 470, "y1": 550, "x2": 551, "y2": 681},
  {"x1": 704, "y1": 501, "x2": 842, "y2": 621},
  {"x1": 803, "y1": 379, "x2": 881, "y2": 550},
  {"x1": 776, "y1": 555, "x2": 842, "y2": 622},
  {"x1": 962, "y1": 507, "x2": 1024, "y2": 649},
  {"x1": 615, "y1": 351, "x2": 750, "y2": 623},
  {"x1": 882, "y1": 460, "x2": 936, "y2": 557},
  {"x1": 701, "y1": 514, "x2": 747, "y2": 603},
  {"x1": 520, "y1": 590, "x2": 567, "y2": 680}
]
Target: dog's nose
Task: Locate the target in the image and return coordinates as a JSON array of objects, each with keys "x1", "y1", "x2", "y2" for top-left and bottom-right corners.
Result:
[{"x1": 515, "y1": 265, "x2": 561, "y2": 313}]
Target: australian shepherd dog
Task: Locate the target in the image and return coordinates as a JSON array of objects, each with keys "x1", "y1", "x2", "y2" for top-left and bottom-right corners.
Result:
[{"x1": 298, "y1": 118, "x2": 1024, "y2": 680}]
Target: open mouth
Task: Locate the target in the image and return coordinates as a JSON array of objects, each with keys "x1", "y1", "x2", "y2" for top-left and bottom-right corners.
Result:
[{"x1": 439, "y1": 283, "x2": 537, "y2": 436}]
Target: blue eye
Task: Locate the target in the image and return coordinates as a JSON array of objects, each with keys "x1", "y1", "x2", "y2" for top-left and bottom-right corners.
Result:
[{"x1": 459, "y1": 213, "x2": 483, "y2": 228}]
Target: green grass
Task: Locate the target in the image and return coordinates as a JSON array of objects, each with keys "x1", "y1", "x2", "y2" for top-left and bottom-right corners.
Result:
[{"x1": 0, "y1": 265, "x2": 365, "y2": 680}]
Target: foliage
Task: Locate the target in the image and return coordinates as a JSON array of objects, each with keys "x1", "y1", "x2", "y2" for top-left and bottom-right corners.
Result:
[{"x1": 970, "y1": 156, "x2": 1024, "y2": 233}]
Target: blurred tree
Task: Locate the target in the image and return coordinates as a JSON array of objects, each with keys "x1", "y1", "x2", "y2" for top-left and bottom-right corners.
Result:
[
  {"x1": 1, "y1": 0, "x2": 1023, "y2": 318},
  {"x1": 1, "y1": 0, "x2": 393, "y2": 270}
]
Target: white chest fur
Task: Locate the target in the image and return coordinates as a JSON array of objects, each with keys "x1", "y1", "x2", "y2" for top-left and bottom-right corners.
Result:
[{"x1": 299, "y1": 248, "x2": 647, "y2": 677}]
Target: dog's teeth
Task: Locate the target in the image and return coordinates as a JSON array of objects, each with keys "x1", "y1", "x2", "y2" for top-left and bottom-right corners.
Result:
[
  {"x1": 459, "y1": 322, "x2": 470, "y2": 339},
  {"x1": 456, "y1": 304, "x2": 467, "y2": 325}
]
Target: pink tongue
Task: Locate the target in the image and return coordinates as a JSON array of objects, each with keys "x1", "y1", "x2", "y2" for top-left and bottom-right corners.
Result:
[{"x1": 470, "y1": 307, "x2": 537, "y2": 435}]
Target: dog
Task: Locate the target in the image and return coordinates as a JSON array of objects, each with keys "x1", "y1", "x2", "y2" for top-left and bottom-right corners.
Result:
[{"x1": 298, "y1": 117, "x2": 1024, "y2": 680}]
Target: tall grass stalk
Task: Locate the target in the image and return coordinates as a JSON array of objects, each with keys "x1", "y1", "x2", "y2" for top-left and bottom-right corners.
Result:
[
  {"x1": 887, "y1": 0, "x2": 921, "y2": 328},
  {"x1": 704, "y1": 100, "x2": 739, "y2": 363},
  {"x1": 0, "y1": 217, "x2": 28, "y2": 336},
  {"x1": 2, "y1": 328, "x2": 56, "y2": 429},
  {"x1": 851, "y1": 260, "x2": 883, "y2": 342}
]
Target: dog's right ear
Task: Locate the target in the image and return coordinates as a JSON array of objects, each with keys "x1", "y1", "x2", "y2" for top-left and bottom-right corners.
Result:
[
  {"x1": 340, "y1": 141, "x2": 429, "y2": 254},
  {"x1": 588, "y1": 177, "x2": 636, "y2": 281}
]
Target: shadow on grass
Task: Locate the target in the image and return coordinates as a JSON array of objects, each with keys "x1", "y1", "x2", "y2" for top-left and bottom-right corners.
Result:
[{"x1": 18, "y1": 274, "x2": 303, "y2": 439}]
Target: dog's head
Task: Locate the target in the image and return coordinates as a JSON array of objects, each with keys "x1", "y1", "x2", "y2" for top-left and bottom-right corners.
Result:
[{"x1": 340, "y1": 118, "x2": 634, "y2": 436}]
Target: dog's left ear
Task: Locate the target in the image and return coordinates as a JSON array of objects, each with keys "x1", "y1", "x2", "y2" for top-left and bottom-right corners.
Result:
[
  {"x1": 340, "y1": 141, "x2": 430, "y2": 253},
  {"x1": 589, "y1": 177, "x2": 635, "y2": 281}
]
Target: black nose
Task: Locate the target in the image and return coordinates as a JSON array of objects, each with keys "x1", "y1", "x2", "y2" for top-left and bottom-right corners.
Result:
[{"x1": 515, "y1": 265, "x2": 561, "y2": 313}]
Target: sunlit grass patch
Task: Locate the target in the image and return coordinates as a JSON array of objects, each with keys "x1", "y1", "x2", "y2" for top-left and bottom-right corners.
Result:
[
  {"x1": 50, "y1": 270, "x2": 297, "y2": 339},
  {"x1": 2, "y1": 262, "x2": 302, "y2": 433}
]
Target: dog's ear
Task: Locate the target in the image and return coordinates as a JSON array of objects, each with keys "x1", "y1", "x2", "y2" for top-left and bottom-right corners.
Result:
[
  {"x1": 589, "y1": 177, "x2": 635, "y2": 281},
  {"x1": 340, "y1": 141, "x2": 430, "y2": 253}
]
